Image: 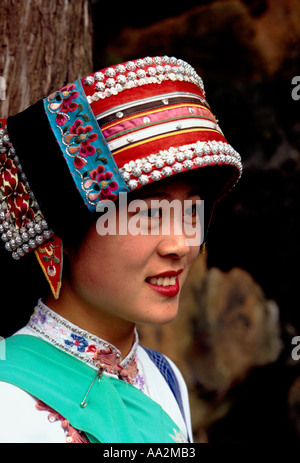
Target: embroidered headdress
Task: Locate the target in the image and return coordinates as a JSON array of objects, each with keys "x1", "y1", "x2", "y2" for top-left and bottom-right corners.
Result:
[{"x1": 0, "y1": 55, "x2": 242, "y2": 298}]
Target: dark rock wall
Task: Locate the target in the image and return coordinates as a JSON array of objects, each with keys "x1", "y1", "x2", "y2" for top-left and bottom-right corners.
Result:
[{"x1": 90, "y1": 0, "x2": 300, "y2": 442}]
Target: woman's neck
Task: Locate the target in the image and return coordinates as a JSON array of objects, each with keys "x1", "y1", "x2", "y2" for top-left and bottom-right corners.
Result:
[{"x1": 45, "y1": 281, "x2": 136, "y2": 358}]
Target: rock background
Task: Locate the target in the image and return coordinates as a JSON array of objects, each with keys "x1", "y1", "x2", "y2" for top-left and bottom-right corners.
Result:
[
  {"x1": 90, "y1": 0, "x2": 300, "y2": 442},
  {"x1": 1, "y1": 0, "x2": 300, "y2": 442}
]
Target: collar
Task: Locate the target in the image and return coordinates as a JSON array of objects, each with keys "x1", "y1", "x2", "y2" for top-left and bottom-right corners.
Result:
[{"x1": 27, "y1": 299, "x2": 139, "y2": 384}]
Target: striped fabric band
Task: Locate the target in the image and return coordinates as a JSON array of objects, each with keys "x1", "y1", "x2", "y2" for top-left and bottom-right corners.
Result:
[
  {"x1": 107, "y1": 119, "x2": 222, "y2": 155},
  {"x1": 96, "y1": 92, "x2": 222, "y2": 157},
  {"x1": 102, "y1": 104, "x2": 217, "y2": 141},
  {"x1": 96, "y1": 92, "x2": 209, "y2": 126}
]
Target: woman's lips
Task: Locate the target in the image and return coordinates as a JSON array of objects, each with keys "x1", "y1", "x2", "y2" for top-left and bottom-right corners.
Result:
[{"x1": 146, "y1": 269, "x2": 183, "y2": 297}]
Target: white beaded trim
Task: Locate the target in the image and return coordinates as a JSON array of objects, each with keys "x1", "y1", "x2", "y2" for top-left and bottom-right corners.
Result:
[
  {"x1": 0, "y1": 127, "x2": 53, "y2": 260},
  {"x1": 85, "y1": 56, "x2": 205, "y2": 104},
  {"x1": 119, "y1": 141, "x2": 242, "y2": 191}
]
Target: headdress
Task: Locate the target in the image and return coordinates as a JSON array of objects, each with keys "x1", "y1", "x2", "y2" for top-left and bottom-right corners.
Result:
[{"x1": 0, "y1": 55, "x2": 242, "y2": 298}]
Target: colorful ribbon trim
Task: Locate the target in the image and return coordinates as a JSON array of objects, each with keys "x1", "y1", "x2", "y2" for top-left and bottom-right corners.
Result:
[{"x1": 43, "y1": 80, "x2": 129, "y2": 211}]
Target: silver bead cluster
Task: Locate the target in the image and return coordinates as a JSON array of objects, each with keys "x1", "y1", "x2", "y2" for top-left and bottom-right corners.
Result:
[
  {"x1": 0, "y1": 126, "x2": 53, "y2": 260},
  {"x1": 119, "y1": 141, "x2": 242, "y2": 191},
  {"x1": 84, "y1": 56, "x2": 205, "y2": 103}
]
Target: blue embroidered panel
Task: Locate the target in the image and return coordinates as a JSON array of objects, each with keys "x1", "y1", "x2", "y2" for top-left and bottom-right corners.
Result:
[
  {"x1": 142, "y1": 346, "x2": 190, "y2": 441},
  {"x1": 43, "y1": 79, "x2": 129, "y2": 212}
]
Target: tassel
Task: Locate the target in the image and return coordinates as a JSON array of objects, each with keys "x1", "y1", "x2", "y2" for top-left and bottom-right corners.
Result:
[{"x1": 34, "y1": 235, "x2": 63, "y2": 300}]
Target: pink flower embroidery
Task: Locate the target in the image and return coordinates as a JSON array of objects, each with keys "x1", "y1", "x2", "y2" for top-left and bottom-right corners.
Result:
[
  {"x1": 69, "y1": 119, "x2": 98, "y2": 158},
  {"x1": 55, "y1": 84, "x2": 80, "y2": 126},
  {"x1": 85, "y1": 165, "x2": 119, "y2": 203}
]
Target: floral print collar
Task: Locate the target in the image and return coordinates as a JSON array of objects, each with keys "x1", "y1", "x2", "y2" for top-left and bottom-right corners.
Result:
[{"x1": 27, "y1": 299, "x2": 139, "y2": 384}]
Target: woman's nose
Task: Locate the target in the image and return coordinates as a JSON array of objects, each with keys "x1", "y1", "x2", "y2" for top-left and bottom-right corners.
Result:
[{"x1": 156, "y1": 224, "x2": 191, "y2": 259}]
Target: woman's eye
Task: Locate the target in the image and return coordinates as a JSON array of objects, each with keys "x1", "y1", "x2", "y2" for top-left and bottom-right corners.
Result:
[
  {"x1": 184, "y1": 203, "x2": 200, "y2": 223},
  {"x1": 139, "y1": 207, "x2": 161, "y2": 219},
  {"x1": 185, "y1": 204, "x2": 198, "y2": 217}
]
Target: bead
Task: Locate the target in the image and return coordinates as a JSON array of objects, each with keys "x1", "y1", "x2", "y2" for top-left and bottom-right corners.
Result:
[
  {"x1": 116, "y1": 75, "x2": 127, "y2": 85},
  {"x1": 132, "y1": 167, "x2": 142, "y2": 177},
  {"x1": 21, "y1": 232, "x2": 29, "y2": 241},
  {"x1": 41, "y1": 219, "x2": 48, "y2": 229},
  {"x1": 116, "y1": 64, "x2": 126, "y2": 74},
  {"x1": 142, "y1": 162, "x2": 152, "y2": 173},
  {"x1": 105, "y1": 68, "x2": 116, "y2": 77},
  {"x1": 126, "y1": 61, "x2": 136, "y2": 71},
  {"x1": 147, "y1": 67, "x2": 156, "y2": 76},
  {"x1": 151, "y1": 170, "x2": 161, "y2": 181},
  {"x1": 43, "y1": 230, "x2": 52, "y2": 240},
  {"x1": 28, "y1": 239, "x2": 36, "y2": 248},
  {"x1": 136, "y1": 59, "x2": 145, "y2": 68},
  {"x1": 173, "y1": 162, "x2": 183, "y2": 172},
  {"x1": 136, "y1": 69, "x2": 146, "y2": 79},
  {"x1": 165, "y1": 155, "x2": 175, "y2": 165},
  {"x1": 1, "y1": 233, "x2": 7, "y2": 242},
  {"x1": 194, "y1": 157, "x2": 204, "y2": 167},
  {"x1": 36, "y1": 235, "x2": 44, "y2": 245},
  {"x1": 138, "y1": 175, "x2": 149, "y2": 185},
  {"x1": 95, "y1": 82, "x2": 105, "y2": 91},
  {"x1": 94, "y1": 72, "x2": 104, "y2": 81},
  {"x1": 106, "y1": 78, "x2": 115, "y2": 88},
  {"x1": 126, "y1": 135, "x2": 135, "y2": 143},
  {"x1": 154, "y1": 158, "x2": 164, "y2": 169},
  {"x1": 116, "y1": 111, "x2": 124, "y2": 119},
  {"x1": 128, "y1": 179, "x2": 138, "y2": 190},
  {"x1": 183, "y1": 160, "x2": 193, "y2": 169},
  {"x1": 34, "y1": 223, "x2": 42, "y2": 233},
  {"x1": 127, "y1": 72, "x2": 136, "y2": 81},
  {"x1": 84, "y1": 76, "x2": 94, "y2": 86},
  {"x1": 28, "y1": 228, "x2": 36, "y2": 237},
  {"x1": 121, "y1": 171, "x2": 130, "y2": 182},
  {"x1": 17, "y1": 248, "x2": 24, "y2": 257},
  {"x1": 162, "y1": 166, "x2": 172, "y2": 177}
]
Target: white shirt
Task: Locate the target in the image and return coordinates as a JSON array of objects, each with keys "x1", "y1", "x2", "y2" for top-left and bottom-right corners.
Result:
[{"x1": 0, "y1": 300, "x2": 192, "y2": 443}]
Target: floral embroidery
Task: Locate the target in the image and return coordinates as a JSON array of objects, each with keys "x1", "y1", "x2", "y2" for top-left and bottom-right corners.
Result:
[
  {"x1": 68, "y1": 119, "x2": 98, "y2": 157},
  {"x1": 50, "y1": 84, "x2": 80, "y2": 126},
  {"x1": 28, "y1": 301, "x2": 140, "y2": 383},
  {"x1": 65, "y1": 333, "x2": 89, "y2": 352},
  {"x1": 84, "y1": 165, "x2": 119, "y2": 202},
  {"x1": 35, "y1": 400, "x2": 89, "y2": 443},
  {"x1": 43, "y1": 80, "x2": 128, "y2": 212}
]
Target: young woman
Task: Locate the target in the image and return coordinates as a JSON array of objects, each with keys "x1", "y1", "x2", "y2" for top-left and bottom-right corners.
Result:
[{"x1": 0, "y1": 55, "x2": 242, "y2": 443}]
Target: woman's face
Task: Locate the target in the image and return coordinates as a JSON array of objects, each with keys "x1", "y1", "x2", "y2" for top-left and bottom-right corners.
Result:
[{"x1": 66, "y1": 176, "x2": 201, "y2": 327}]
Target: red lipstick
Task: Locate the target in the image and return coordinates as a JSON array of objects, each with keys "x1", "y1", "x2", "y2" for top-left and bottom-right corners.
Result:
[{"x1": 146, "y1": 269, "x2": 183, "y2": 297}]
